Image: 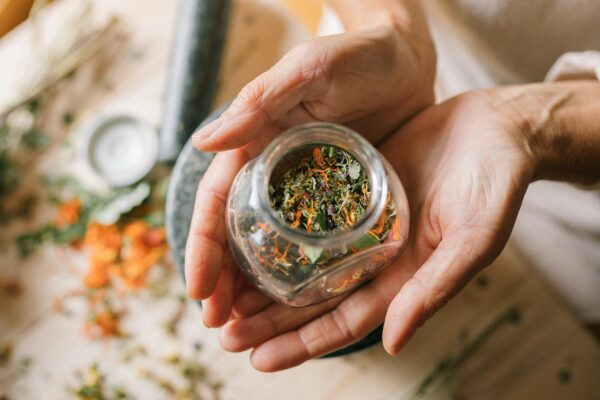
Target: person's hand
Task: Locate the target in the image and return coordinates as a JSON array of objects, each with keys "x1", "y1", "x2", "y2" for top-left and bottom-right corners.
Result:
[
  {"x1": 191, "y1": 24, "x2": 435, "y2": 151},
  {"x1": 217, "y1": 89, "x2": 538, "y2": 371},
  {"x1": 185, "y1": 22, "x2": 436, "y2": 324}
]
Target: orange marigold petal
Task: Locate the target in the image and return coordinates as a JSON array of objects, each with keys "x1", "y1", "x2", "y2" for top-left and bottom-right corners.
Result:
[{"x1": 54, "y1": 198, "x2": 82, "y2": 226}]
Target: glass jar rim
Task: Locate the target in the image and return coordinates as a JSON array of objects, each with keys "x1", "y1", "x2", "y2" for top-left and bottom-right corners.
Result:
[{"x1": 253, "y1": 122, "x2": 389, "y2": 248}]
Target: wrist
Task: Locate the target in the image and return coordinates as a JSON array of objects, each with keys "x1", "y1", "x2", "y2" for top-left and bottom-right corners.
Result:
[
  {"x1": 492, "y1": 82, "x2": 600, "y2": 185},
  {"x1": 328, "y1": 0, "x2": 435, "y2": 61},
  {"x1": 328, "y1": 0, "x2": 408, "y2": 32}
]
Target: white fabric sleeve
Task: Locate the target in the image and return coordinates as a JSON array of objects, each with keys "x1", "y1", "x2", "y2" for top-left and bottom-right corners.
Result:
[
  {"x1": 316, "y1": 5, "x2": 345, "y2": 37},
  {"x1": 545, "y1": 50, "x2": 600, "y2": 82}
]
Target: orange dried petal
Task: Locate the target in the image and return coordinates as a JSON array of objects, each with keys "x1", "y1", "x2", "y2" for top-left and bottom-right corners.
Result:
[
  {"x1": 85, "y1": 310, "x2": 121, "y2": 338},
  {"x1": 123, "y1": 221, "x2": 148, "y2": 239},
  {"x1": 54, "y1": 198, "x2": 82, "y2": 226},
  {"x1": 83, "y1": 260, "x2": 110, "y2": 288}
]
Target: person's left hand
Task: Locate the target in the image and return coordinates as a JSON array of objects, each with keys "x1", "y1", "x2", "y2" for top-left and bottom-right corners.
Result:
[{"x1": 217, "y1": 88, "x2": 538, "y2": 371}]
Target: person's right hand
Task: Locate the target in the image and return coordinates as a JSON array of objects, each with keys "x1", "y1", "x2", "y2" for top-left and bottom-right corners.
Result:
[{"x1": 185, "y1": 21, "x2": 436, "y2": 326}]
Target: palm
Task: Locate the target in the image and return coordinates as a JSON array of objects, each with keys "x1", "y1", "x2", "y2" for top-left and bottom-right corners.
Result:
[
  {"x1": 216, "y1": 92, "x2": 534, "y2": 371},
  {"x1": 185, "y1": 27, "x2": 435, "y2": 325}
]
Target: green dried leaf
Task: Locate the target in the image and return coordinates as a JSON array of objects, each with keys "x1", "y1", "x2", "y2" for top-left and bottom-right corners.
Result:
[
  {"x1": 348, "y1": 163, "x2": 361, "y2": 180},
  {"x1": 314, "y1": 211, "x2": 326, "y2": 232},
  {"x1": 28, "y1": 98, "x2": 41, "y2": 115},
  {"x1": 0, "y1": 152, "x2": 20, "y2": 194},
  {"x1": 62, "y1": 111, "x2": 75, "y2": 126},
  {"x1": 144, "y1": 210, "x2": 165, "y2": 228},
  {"x1": 16, "y1": 219, "x2": 89, "y2": 257},
  {"x1": 21, "y1": 128, "x2": 49, "y2": 149},
  {"x1": 0, "y1": 123, "x2": 10, "y2": 139},
  {"x1": 42, "y1": 175, "x2": 105, "y2": 209},
  {"x1": 351, "y1": 233, "x2": 380, "y2": 251},
  {"x1": 71, "y1": 363, "x2": 133, "y2": 400},
  {"x1": 302, "y1": 245, "x2": 323, "y2": 264}
]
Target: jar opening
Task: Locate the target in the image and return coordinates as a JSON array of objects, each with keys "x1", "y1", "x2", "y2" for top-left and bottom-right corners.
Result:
[
  {"x1": 269, "y1": 144, "x2": 371, "y2": 235},
  {"x1": 254, "y1": 123, "x2": 388, "y2": 248}
]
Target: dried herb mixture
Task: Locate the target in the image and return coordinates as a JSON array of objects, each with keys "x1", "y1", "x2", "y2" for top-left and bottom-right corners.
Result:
[
  {"x1": 245, "y1": 145, "x2": 399, "y2": 283},
  {"x1": 71, "y1": 363, "x2": 131, "y2": 400},
  {"x1": 270, "y1": 145, "x2": 369, "y2": 233}
]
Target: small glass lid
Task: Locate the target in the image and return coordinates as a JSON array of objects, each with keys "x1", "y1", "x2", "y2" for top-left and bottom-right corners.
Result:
[{"x1": 80, "y1": 113, "x2": 158, "y2": 187}]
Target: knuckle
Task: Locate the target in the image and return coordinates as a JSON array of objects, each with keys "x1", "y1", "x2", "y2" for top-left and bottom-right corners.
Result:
[
  {"x1": 197, "y1": 187, "x2": 228, "y2": 214},
  {"x1": 294, "y1": 331, "x2": 314, "y2": 361},
  {"x1": 404, "y1": 277, "x2": 442, "y2": 327},
  {"x1": 263, "y1": 307, "x2": 283, "y2": 333},
  {"x1": 231, "y1": 79, "x2": 266, "y2": 113},
  {"x1": 220, "y1": 325, "x2": 245, "y2": 352},
  {"x1": 297, "y1": 326, "x2": 323, "y2": 358},
  {"x1": 287, "y1": 40, "x2": 329, "y2": 82},
  {"x1": 192, "y1": 194, "x2": 227, "y2": 240},
  {"x1": 420, "y1": 281, "x2": 450, "y2": 322},
  {"x1": 329, "y1": 309, "x2": 356, "y2": 343}
]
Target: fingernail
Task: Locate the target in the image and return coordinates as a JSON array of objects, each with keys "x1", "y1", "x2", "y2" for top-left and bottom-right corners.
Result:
[
  {"x1": 192, "y1": 118, "x2": 223, "y2": 143},
  {"x1": 383, "y1": 343, "x2": 398, "y2": 356}
]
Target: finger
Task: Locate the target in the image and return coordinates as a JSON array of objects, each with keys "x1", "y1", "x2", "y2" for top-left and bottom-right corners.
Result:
[
  {"x1": 222, "y1": 246, "x2": 415, "y2": 364},
  {"x1": 185, "y1": 150, "x2": 249, "y2": 300},
  {"x1": 382, "y1": 232, "x2": 484, "y2": 355},
  {"x1": 203, "y1": 252, "x2": 238, "y2": 327},
  {"x1": 220, "y1": 295, "x2": 345, "y2": 353},
  {"x1": 192, "y1": 44, "x2": 326, "y2": 152},
  {"x1": 248, "y1": 283, "x2": 391, "y2": 372},
  {"x1": 231, "y1": 287, "x2": 274, "y2": 318}
]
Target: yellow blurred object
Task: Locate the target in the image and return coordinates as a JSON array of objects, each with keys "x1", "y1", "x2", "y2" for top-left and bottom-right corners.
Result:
[
  {"x1": 282, "y1": 0, "x2": 324, "y2": 33},
  {"x1": 0, "y1": 0, "x2": 35, "y2": 38}
]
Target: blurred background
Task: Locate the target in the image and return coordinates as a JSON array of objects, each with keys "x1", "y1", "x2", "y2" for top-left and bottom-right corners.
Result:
[{"x1": 0, "y1": 1, "x2": 599, "y2": 399}]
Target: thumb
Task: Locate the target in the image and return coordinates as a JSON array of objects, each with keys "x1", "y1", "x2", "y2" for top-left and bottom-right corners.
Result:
[
  {"x1": 192, "y1": 44, "x2": 325, "y2": 152},
  {"x1": 382, "y1": 231, "x2": 488, "y2": 355}
]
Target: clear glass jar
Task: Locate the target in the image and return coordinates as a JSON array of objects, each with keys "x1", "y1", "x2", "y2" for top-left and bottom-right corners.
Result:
[{"x1": 226, "y1": 123, "x2": 409, "y2": 307}]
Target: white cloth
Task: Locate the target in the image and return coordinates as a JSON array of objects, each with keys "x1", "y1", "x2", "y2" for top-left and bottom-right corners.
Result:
[
  {"x1": 427, "y1": 0, "x2": 600, "y2": 85},
  {"x1": 512, "y1": 50, "x2": 600, "y2": 322},
  {"x1": 547, "y1": 51, "x2": 600, "y2": 82},
  {"x1": 426, "y1": 0, "x2": 600, "y2": 323},
  {"x1": 320, "y1": 1, "x2": 600, "y2": 322}
]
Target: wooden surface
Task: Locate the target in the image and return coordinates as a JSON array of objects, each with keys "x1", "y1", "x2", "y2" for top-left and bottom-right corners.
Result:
[{"x1": 1, "y1": 1, "x2": 599, "y2": 399}]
